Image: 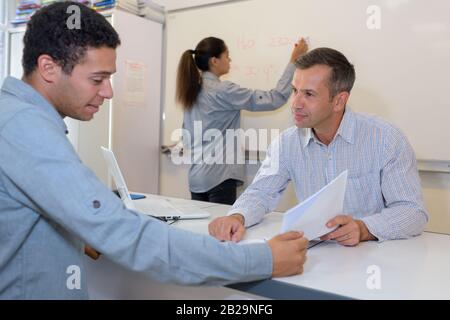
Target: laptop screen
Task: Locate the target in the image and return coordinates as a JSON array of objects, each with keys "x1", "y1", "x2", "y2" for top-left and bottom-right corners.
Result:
[
  {"x1": 101, "y1": 147, "x2": 210, "y2": 220},
  {"x1": 101, "y1": 146, "x2": 136, "y2": 210}
]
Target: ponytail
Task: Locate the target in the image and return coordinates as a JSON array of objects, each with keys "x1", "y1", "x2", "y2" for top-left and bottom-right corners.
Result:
[
  {"x1": 176, "y1": 50, "x2": 202, "y2": 111},
  {"x1": 176, "y1": 37, "x2": 227, "y2": 111}
]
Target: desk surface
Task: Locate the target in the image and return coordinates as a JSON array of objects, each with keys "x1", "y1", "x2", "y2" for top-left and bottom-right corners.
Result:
[{"x1": 89, "y1": 193, "x2": 450, "y2": 300}]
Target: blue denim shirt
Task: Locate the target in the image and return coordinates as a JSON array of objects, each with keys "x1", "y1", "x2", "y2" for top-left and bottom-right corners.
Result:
[{"x1": 0, "y1": 77, "x2": 272, "y2": 299}]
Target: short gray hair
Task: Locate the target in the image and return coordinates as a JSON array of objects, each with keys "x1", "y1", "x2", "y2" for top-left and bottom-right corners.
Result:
[{"x1": 295, "y1": 47, "x2": 355, "y2": 98}]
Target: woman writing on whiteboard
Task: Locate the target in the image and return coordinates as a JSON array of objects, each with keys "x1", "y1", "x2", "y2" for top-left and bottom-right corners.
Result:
[{"x1": 176, "y1": 36, "x2": 307, "y2": 205}]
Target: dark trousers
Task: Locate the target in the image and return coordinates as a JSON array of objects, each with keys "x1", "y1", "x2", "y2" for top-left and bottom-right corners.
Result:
[{"x1": 191, "y1": 179, "x2": 237, "y2": 205}]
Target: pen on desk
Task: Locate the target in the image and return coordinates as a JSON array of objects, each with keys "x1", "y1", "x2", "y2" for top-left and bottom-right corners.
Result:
[
  {"x1": 165, "y1": 216, "x2": 181, "y2": 220},
  {"x1": 308, "y1": 240, "x2": 326, "y2": 249},
  {"x1": 150, "y1": 215, "x2": 167, "y2": 222},
  {"x1": 150, "y1": 215, "x2": 181, "y2": 224},
  {"x1": 168, "y1": 217, "x2": 180, "y2": 225}
]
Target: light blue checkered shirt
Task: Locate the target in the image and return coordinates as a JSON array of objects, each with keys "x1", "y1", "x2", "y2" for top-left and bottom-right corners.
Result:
[{"x1": 228, "y1": 108, "x2": 428, "y2": 242}]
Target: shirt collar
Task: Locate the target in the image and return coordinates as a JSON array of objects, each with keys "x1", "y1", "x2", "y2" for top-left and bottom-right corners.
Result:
[
  {"x1": 1, "y1": 77, "x2": 68, "y2": 134},
  {"x1": 202, "y1": 71, "x2": 220, "y2": 82},
  {"x1": 298, "y1": 127, "x2": 315, "y2": 149},
  {"x1": 298, "y1": 107, "x2": 356, "y2": 148},
  {"x1": 335, "y1": 107, "x2": 356, "y2": 144}
]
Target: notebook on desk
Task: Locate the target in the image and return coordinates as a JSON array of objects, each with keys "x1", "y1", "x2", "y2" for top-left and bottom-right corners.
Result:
[{"x1": 101, "y1": 146, "x2": 210, "y2": 220}]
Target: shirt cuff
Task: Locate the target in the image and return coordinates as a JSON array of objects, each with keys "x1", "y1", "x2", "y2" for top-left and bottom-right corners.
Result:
[
  {"x1": 241, "y1": 242, "x2": 273, "y2": 279},
  {"x1": 360, "y1": 214, "x2": 390, "y2": 242},
  {"x1": 227, "y1": 207, "x2": 259, "y2": 228}
]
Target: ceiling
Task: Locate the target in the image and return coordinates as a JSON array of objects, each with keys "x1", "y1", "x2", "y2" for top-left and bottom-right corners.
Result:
[{"x1": 151, "y1": 0, "x2": 232, "y2": 11}]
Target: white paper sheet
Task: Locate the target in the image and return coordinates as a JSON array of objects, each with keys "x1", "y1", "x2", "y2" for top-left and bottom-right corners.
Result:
[{"x1": 280, "y1": 170, "x2": 348, "y2": 240}]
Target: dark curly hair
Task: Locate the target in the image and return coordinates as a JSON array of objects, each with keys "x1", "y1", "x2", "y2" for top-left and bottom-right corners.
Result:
[{"x1": 22, "y1": 1, "x2": 121, "y2": 76}]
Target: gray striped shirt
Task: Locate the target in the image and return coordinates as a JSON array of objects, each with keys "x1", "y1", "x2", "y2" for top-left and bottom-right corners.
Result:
[{"x1": 228, "y1": 108, "x2": 428, "y2": 242}]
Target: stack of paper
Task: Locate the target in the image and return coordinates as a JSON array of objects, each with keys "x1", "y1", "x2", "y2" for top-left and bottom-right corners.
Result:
[
  {"x1": 138, "y1": 0, "x2": 164, "y2": 23},
  {"x1": 41, "y1": 1, "x2": 92, "y2": 7},
  {"x1": 74, "y1": 0, "x2": 92, "y2": 6},
  {"x1": 239, "y1": 170, "x2": 348, "y2": 245},
  {"x1": 115, "y1": 0, "x2": 164, "y2": 23},
  {"x1": 11, "y1": 0, "x2": 41, "y2": 27},
  {"x1": 41, "y1": 0, "x2": 60, "y2": 5},
  {"x1": 280, "y1": 170, "x2": 348, "y2": 240},
  {"x1": 92, "y1": 0, "x2": 117, "y2": 17},
  {"x1": 116, "y1": 0, "x2": 139, "y2": 14},
  {"x1": 10, "y1": 1, "x2": 115, "y2": 28}
]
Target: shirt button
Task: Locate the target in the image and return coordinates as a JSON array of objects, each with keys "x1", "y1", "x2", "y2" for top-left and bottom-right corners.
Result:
[{"x1": 93, "y1": 200, "x2": 101, "y2": 209}]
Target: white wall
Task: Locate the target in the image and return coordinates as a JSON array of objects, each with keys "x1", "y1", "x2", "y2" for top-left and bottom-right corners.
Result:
[{"x1": 421, "y1": 173, "x2": 450, "y2": 234}]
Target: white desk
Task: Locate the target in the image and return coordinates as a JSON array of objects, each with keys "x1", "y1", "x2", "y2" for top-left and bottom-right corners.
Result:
[{"x1": 86, "y1": 194, "x2": 450, "y2": 300}]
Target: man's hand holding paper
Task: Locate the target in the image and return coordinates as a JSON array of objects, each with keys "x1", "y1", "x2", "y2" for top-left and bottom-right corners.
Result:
[
  {"x1": 321, "y1": 215, "x2": 377, "y2": 246},
  {"x1": 282, "y1": 170, "x2": 376, "y2": 246},
  {"x1": 280, "y1": 170, "x2": 348, "y2": 241}
]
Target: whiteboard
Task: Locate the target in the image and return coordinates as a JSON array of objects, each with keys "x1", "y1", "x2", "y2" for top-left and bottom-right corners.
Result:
[{"x1": 163, "y1": 0, "x2": 450, "y2": 161}]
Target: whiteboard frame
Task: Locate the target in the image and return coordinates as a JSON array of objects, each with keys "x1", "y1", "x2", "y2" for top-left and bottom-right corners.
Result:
[{"x1": 418, "y1": 160, "x2": 450, "y2": 174}]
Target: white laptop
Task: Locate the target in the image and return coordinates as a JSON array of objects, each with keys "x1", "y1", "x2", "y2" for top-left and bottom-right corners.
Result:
[{"x1": 101, "y1": 146, "x2": 210, "y2": 220}]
